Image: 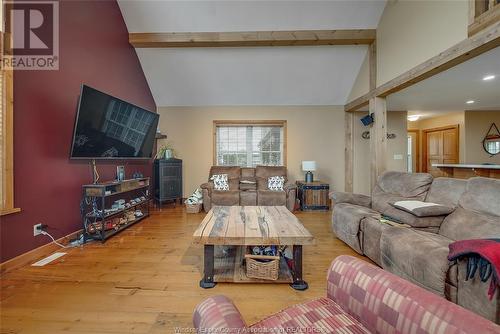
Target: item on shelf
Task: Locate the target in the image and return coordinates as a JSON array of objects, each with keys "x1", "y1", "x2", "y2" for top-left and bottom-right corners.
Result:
[
  {"x1": 251, "y1": 245, "x2": 278, "y2": 257},
  {"x1": 134, "y1": 210, "x2": 144, "y2": 217},
  {"x1": 125, "y1": 203, "x2": 131, "y2": 208},
  {"x1": 116, "y1": 166, "x2": 125, "y2": 181},
  {"x1": 132, "y1": 171, "x2": 144, "y2": 179}
]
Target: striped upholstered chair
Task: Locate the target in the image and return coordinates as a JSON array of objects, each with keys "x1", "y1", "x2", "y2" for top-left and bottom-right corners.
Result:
[{"x1": 193, "y1": 255, "x2": 500, "y2": 333}]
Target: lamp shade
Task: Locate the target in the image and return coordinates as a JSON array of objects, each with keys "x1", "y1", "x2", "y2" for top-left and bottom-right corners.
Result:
[{"x1": 302, "y1": 161, "x2": 317, "y2": 171}]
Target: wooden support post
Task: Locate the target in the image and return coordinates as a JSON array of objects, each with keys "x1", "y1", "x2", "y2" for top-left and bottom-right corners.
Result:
[
  {"x1": 344, "y1": 112, "x2": 354, "y2": 193},
  {"x1": 369, "y1": 97, "x2": 387, "y2": 191},
  {"x1": 369, "y1": 41, "x2": 377, "y2": 90}
]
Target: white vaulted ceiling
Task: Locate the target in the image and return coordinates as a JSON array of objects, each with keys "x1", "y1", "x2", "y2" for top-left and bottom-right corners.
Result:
[{"x1": 118, "y1": 0, "x2": 386, "y2": 107}]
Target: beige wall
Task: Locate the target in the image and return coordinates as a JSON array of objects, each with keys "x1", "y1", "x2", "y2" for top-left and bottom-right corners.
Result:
[
  {"x1": 353, "y1": 110, "x2": 407, "y2": 195},
  {"x1": 408, "y1": 112, "x2": 465, "y2": 169},
  {"x1": 157, "y1": 106, "x2": 345, "y2": 196},
  {"x1": 464, "y1": 110, "x2": 500, "y2": 164},
  {"x1": 347, "y1": 50, "x2": 370, "y2": 102},
  {"x1": 347, "y1": 0, "x2": 467, "y2": 103},
  {"x1": 376, "y1": 0, "x2": 468, "y2": 86}
]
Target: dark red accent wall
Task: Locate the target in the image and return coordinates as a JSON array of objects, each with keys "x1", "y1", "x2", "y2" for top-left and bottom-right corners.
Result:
[{"x1": 0, "y1": 1, "x2": 156, "y2": 262}]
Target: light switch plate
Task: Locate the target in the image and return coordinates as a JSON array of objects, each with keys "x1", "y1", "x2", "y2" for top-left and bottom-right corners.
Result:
[{"x1": 393, "y1": 154, "x2": 403, "y2": 160}]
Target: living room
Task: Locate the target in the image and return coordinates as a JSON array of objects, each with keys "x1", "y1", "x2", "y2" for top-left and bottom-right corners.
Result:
[{"x1": 1, "y1": 1, "x2": 500, "y2": 333}]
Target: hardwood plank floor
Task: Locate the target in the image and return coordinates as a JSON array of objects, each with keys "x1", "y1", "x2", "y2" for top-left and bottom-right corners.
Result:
[{"x1": 0, "y1": 206, "x2": 366, "y2": 334}]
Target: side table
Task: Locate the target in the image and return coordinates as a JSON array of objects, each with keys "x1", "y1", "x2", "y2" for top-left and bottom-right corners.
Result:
[{"x1": 296, "y1": 181, "x2": 330, "y2": 211}]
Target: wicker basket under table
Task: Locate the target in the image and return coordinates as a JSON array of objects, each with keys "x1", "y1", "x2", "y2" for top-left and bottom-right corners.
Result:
[{"x1": 244, "y1": 251, "x2": 280, "y2": 281}]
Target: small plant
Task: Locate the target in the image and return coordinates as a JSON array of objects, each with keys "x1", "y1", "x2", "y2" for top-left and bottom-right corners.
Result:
[{"x1": 156, "y1": 141, "x2": 176, "y2": 159}]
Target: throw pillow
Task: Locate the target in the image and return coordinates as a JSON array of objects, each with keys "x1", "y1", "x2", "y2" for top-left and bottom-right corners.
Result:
[
  {"x1": 210, "y1": 174, "x2": 229, "y2": 191},
  {"x1": 391, "y1": 200, "x2": 455, "y2": 217},
  {"x1": 268, "y1": 176, "x2": 285, "y2": 191}
]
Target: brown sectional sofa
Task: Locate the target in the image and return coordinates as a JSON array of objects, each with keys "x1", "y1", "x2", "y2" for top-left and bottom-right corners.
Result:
[
  {"x1": 330, "y1": 172, "x2": 500, "y2": 323},
  {"x1": 200, "y1": 165, "x2": 296, "y2": 212}
]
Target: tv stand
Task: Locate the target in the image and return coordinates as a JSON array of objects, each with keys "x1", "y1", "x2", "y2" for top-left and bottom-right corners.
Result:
[{"x1": 80, "y1": 178, "x2": 150, "y2": 242}]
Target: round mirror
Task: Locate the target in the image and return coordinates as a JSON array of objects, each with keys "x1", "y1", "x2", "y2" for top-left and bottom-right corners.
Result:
[{"x1": 483, "y1": 136, "x2": 500, "y2": 155}]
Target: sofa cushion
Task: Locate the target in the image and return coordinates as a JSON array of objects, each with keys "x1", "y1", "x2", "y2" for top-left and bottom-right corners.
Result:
[
  {"x1": 211, "y1": 190, "x2": 240, "y2": 206},
  {"x1": 373, "y1": 171, "x2": 433, "y2": 199},
  {"x1": 439, "y1": 177, "x2": 500, "y2": 241},
  {"x1": 459, "y1": 177, "x2": 500, "y2": 216},
  {"x1": 439, "y1": 207, "x2": 500, "y2": 241},
  {"x1": 257, "y1": 190, "x2": 286, "y2": 206},
  {"x1": 209, "y1": 166, "x2": 241, "y2": 180},
  {"x1": 211, "y1": 174, "x2": 229, "y2": 191},
  {"x1": 240, "y1": 190, "x2": 257, "y2": 206},
  {"x1": 255, "y1": 166, "x2": 287, "y2": 190},
  {"x1": 331, "y1": 203, "x2": 380, "y2": 254},
  {"x1": 267, "y1": 176, "x2": 285, "y2": 191},
  {"x1": 241, "y1": 167, "x2": 255, "y2": 178},
  {"x1": 380, "y1": 228, "x2": 452, "y2": 297},
  {"x1": 360, "y1": 217, "x2": 393, "y2": 266},
  {"x1": 425, "y1": 177, "x2": 467, "y2": 207},
  {"x1": 391, "y1": 200, "x2": 455, "y2": 217},
  {"x1": 250, "y1": 297, "x2": 370, "y2": 333}
]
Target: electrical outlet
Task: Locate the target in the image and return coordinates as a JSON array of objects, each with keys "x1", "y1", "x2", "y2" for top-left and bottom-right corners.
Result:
[{"x1": 33, "y1": 223, "x2": 42, "y2": 236}]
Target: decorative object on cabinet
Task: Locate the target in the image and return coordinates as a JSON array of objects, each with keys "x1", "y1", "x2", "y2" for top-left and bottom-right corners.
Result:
[{"x1": 301, "y1": 161, "x2": 316, "y2": 183}]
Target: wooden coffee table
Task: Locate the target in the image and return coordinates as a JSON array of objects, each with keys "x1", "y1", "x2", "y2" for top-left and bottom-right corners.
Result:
[{"x1": 192, "y1": 206, "x2": 315, "y2": 290}]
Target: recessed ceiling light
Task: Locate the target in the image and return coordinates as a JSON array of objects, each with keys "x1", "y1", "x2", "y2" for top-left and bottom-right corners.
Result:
[
  {"x1": 466, "y1": 100, "x2": 475, "y2": 104},
  {"x1": 407, "y1": 115, "x2": 421, "y2": 122},
  {"x1": 483, "y1": 75, "x2": 495, "y2": 81}
]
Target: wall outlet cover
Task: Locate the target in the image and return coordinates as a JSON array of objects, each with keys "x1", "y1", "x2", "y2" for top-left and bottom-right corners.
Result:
[{"x1": 33, "y1": 223, "x2": 42, "y2": 236}]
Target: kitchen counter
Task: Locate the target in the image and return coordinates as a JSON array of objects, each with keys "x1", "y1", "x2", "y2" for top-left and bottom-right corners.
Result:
[
  {"x1": 432, "y1": 164, "x2": 500, "y2": 179},
  {"x1": 432, "y1": 163, "x2": 500, "y2": 170}
]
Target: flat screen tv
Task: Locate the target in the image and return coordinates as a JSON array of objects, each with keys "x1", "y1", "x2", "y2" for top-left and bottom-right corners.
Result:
[{"x1": 70, "y1": 85, "x2": 159, "y2": 159}]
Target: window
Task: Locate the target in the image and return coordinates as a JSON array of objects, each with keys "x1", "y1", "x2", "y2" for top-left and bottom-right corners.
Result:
[{"x1": 213, "y1": 120, "x2": 286, "y2": 167}]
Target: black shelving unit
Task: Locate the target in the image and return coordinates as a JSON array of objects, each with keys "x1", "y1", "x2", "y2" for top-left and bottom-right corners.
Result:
[
  {"x1": 80, "y1": 178, "x2": 150, "y2": 243},
  {"x1": 154, "y1": 158, "x2": 182, "y2": 206}
]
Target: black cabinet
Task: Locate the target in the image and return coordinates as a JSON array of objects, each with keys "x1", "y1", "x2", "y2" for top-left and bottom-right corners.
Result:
[{"x1": 154, "y1": 158, "x2": 182, "y2": 206}]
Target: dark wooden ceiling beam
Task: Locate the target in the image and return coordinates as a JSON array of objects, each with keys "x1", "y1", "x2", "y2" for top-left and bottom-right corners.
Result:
[
  {"x1": 345, "y1": 21, "x2": 500, "y2": 112},
  {"x1": 129, "y1": 29, "x2": 376, "y2": 48}
]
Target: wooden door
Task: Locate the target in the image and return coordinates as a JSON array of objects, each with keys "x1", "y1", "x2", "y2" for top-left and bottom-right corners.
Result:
[{"x1": 423, "y1": 125, "x2": 459, "y2": 177}]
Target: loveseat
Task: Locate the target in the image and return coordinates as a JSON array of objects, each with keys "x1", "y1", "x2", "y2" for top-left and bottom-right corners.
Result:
[
  {"x1": 200, "y1": 165, "x2": 296, "y2": 212},
  {"x1": 330, "y1": 172, "x2": 500, "y2": 323},
  {"x1": 193, "y1": 255, "x2": 500, "y2": 333}
]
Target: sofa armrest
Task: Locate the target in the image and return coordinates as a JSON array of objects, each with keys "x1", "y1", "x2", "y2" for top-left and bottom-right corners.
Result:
[
  {"x1": 329, "y1": 191, "x2": 371, "y2": 208},
  {"x1": 200, "y1": 182, "x2": 214, "y2": 190},
  {"x1": 283, "y1": 182, "x2": 297, "y2": 192},
  {"x1": 193, "y1": 295, "x2": 247, "y2": 333},
  {"x1": 326, "y1": 256, "x2": 500, "y2": 334}
]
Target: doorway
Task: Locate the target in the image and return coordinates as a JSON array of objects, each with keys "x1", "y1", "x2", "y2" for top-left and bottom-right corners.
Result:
[
  {"x1": 423, "y1": 125, "x2": 459, "y2": 177},
  {"x1": 407, "y1": 130, "x2": 420, "y2": 173}
]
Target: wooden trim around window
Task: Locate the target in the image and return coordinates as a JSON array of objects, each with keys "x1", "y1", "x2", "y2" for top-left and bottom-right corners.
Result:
[
  {"x1": 1, "y1": 29, "x2": 20, "y2": 215},
  {"x1": 212, "y1": 120, "x2": 287, "y2": 167}
]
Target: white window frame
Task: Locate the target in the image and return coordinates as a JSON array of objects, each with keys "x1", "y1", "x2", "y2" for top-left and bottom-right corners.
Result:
[{"x1": 213, "y1": 120, "x2": 287, "y2": 167}]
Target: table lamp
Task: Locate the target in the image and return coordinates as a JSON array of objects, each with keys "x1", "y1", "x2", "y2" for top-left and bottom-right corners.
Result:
[{"x1": 302, "y1": 161, "x2": 316, "y2": 183}]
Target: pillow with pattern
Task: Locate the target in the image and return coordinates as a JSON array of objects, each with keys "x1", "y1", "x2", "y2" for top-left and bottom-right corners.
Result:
[
  {"x1": 210, "y1": 174, "x2": 229, "y2": 191},
  {"x1": 268, "y1": 176, "x2": 285, "y2": 191}
]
